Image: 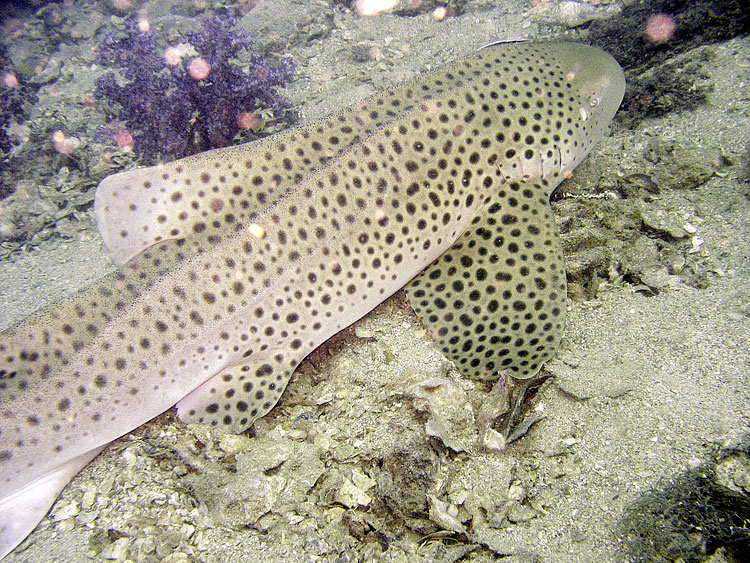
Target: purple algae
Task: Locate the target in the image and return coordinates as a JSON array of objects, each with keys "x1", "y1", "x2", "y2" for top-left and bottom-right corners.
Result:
[{"x1": 95, "y1": 15, "x2": 295, "y2": 160}]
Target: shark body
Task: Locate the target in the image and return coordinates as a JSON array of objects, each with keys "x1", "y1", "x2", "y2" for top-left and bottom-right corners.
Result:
[{"x1": 0, "y1": 41, "x2": 624, "y2": 558}]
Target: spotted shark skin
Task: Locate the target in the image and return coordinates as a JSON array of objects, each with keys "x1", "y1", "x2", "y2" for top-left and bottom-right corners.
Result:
[{"x1": 0, "y1": 42, "x2": 624, "y2": 558}]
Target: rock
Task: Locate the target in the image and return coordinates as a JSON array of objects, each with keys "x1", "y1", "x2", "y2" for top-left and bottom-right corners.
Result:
[{"x1": 640, "y1": 202, "x2": 690, "y2": 239}]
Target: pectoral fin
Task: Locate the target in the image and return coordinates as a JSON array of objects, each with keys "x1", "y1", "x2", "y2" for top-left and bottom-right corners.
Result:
[{"x1": 406, "y1": 180, "x2": 566, "y2": 380}]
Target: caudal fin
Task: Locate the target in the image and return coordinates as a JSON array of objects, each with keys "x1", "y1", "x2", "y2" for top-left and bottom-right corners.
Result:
[{"x1": 0, "y1": 448, "x2": 102, "y2": 560}]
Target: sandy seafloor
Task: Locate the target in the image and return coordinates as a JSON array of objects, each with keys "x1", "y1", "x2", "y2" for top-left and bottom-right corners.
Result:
[{"x1": 1, "y1": 1, "x2": 749, "y2": 562}]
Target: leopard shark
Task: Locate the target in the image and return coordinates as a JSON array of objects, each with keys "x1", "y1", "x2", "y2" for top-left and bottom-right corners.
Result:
[{"x1": 0, "y1": 41, "x2": 624, "y2": 558}]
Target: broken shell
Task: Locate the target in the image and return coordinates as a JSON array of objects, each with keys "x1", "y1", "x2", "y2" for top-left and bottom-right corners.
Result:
[
  {"x1": 349, "y1": 466, "x2": 376, "y2": 492},
  {"x1": 334, "y1": 477, "x2": 372, "y2": 508},
  {"x1": 682, "y1": 222, "x2": 698, "y2": 234},
  {"x1": 688, "y1": 235, "x2": 705, "y2": 253},
  {"x1": 411, "y1": 378, "x2": 476, "y2": 452},
  {"x1": 51, "y1": 501, "x2": 79, "y2": 522},
  {"x1": 482, "y1": 428, "x2": 507, "y2": 451},
  {"x1": 507, "y1": 483, "x2": 526, "y2": 502},
  {"x1": 428, "y1": 495, "x2": 466, "y2": 533}
]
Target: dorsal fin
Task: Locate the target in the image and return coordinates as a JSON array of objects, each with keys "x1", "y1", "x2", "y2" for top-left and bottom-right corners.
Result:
[{"x1": 95, "y1": 79, "x2": 427, "y2": 266}]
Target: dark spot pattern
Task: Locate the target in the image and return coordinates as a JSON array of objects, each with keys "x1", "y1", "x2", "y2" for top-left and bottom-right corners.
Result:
[
  {"x1": 0, "y1": 42, "x2": 621, "y2": 501},
  {"x1": 406, "y1": 189, "x2": 567, "y2": 378}
]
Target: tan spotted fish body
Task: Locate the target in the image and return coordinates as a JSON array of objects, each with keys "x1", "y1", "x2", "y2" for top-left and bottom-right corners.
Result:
[{"x1": 0, "y1": 42, "x2": 624, "y2": 558}]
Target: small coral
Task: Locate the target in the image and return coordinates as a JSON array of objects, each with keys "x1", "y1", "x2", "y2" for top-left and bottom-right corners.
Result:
[{"x1": 95, "y1": 16, "x2": 294, "y2": 160}]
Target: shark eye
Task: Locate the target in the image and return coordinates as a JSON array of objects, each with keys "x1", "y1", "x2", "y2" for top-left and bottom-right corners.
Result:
[{"x1": 590, "y1": 96, "x2": 600, "y2": 107}]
